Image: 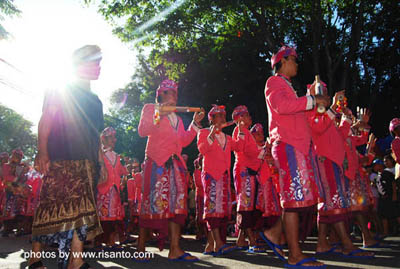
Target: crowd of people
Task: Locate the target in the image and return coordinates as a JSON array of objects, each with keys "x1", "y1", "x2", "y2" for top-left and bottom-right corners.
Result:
[{"x1": 0, "y1": 44, "x2": 400, "y2": 269}]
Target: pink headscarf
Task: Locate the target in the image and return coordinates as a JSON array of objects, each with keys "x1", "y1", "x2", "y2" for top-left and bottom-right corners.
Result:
[
  {"x1": 208, "y1": 105, "x2": 226, "y2": 121},
  {"x1": 12, "y1": 149, "x2": 24, "y2": 158},
  {"x1": 250, "y1": 123, "x2": 264, "y2": 135},
  {"x1": 101, "y1": 127, "x2": 116, "y2": 140},
  {"x1": 0, "y1": 152, "x2": 9, "y2": 159},
  {"x1": 271, "y1": 45, "x2": 297, "y2": 69},
  {"x1": 389, "y1": 118, "x2": 400, "y2": 133},
  {"x1": 156, "y1": 79, "x2": 178, "y2": 98},
  {"x1": 232, "y1": 105, "x2": 248, "y2": 121}
]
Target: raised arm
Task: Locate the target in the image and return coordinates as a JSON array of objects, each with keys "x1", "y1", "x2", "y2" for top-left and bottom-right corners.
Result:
[{"x1": 138, "y1": 104, "x2": 158, "y2": 137}]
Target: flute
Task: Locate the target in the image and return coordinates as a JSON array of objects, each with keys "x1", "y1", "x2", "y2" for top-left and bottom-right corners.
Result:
[
  {"x1": 221, "y1": 121, "x2": 235, "y2": 128},
  {"x1": 153, "y1": 104, "x2": 204, "y2": 125},
  {"x1": 159, "y1": 105, "x2": 204, "y2": 113}
]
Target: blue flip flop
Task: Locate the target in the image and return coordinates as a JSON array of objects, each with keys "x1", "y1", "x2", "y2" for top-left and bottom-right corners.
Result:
[
  {"x1": 236, "y1": 245, "x2": 249, "y2": 250},
  {"x1": 212, "y1": 244, "x2": 237, "y2": 257},
  {"x1": 284, "y1": 257, "x2": 326, "y2": 268},
  {"x1": 315, "y1": 246, "x2": 339, "y2": 255},
  {"x1": 363, "y1": 242, "x2": 391, "y2": 248},
  {"x1": 341, "y1": 249, "x2": 374, "y2": 259},
  {"x1": 259, "y1": 232, "x2": 285, "y2": 261},
  {"x1": 202, "y1": 251, "x2": 215, "y2": 255},
  {"x1": 248, "y1": 245, "x2": 266, "y2": 253},
  {"x1": 169, "y1": 252, "x2": 199, "y2": 262}
]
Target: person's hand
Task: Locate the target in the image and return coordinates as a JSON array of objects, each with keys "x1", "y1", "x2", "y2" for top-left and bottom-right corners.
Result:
[
  {"x1": 193, "y1": 109, "x2": 205, "y2": 125},
  {"x1": 309, "y1": 81, "x2": 317, "y2": 96},
  {"x1": 367, "y1": 133, "x2": 377, "y2": 154},
  {"x1": 331, "y1": 90, "x2": 345, "y2": 110},
  {"x1": 360, "y1": 108, "x2": 371, "y2": 123},
  {"x1": 315, "y1": 95, "x2": 330, "y2": 108},
  {"x1": 237, "y1": 119, "x2": 246, "y2": 133},
  {"x1": 342, "y1": 107, "x2": 353, "y2": 117},
  {"x1": 38, "y1": 151, "x2": 50, "y2": 175}
]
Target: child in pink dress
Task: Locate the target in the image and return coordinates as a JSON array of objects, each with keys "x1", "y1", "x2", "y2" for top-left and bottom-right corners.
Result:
[
  {"x1": 138, "y1": 79, "x2": 204, "y2": 261},
  {"x1": 251, "y1": 124, "x2": 284, "y2": 252},
  {"x1": 96, "y1": 127, "x2": 128, "y2": 248},
  {"x1": 193, "y1": 154, "x2": 207, "y2": 241},
  {"x1": 197, "y1": 104, "x2": 244, "y2": 256},
  {"x1": 231, "y1": 106, "x2": 266, "y2": 252}
]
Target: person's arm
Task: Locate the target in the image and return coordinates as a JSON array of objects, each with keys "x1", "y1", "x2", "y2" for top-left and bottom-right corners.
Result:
[
  {"x1": 138, "y1": 104, "x2": 158, "y2": 137},
  {"x1": 197, "y1": 129, "x2": 215, "y2": 155},
  {"x1": 267, "y1": 86, "x2": 314, "y2": 115},
  {"x1": 37, "y1": 101, "x2": 58, "y2": 175}
]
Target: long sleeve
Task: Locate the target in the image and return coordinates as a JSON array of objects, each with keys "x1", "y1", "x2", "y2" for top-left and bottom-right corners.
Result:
[
  {"x1": 338, "y1": 115, "x2": 352, "y2": 138},
  {"x1": 266, "y1": 77, "x2": 314, "y2": 115},
  {"x1": 307, "y1": 109, "x2": 333, "y2": 135},
  {"x1": 197, "y1": 129, "x2": 215, "y2": 155},
  {"x1": 138, "y1": 104, "x2": 157, "y2": 137},
  {"x1": 352, "y1": 131, "x2": 369, "y2": 147},
  {"x1": 392, "y1": 138, "x2": 400, "y2": 164},
  {"x1": 178, "y1": 118, "x2": 198, "y2": 148}
]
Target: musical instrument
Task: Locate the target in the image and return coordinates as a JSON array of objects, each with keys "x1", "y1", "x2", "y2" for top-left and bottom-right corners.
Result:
[
  {"x1": 153, "y1": 104, "x2": 204, "y2": 125},
  {"x1": 315, "y1": 75, "x2": 326, "y2": 113},
  {"x1": 335, "y1": 92, "x2": 348, "y2": 113},
  {"x1": 221, "y1": 121, "x2": 235, "y2": 128}
]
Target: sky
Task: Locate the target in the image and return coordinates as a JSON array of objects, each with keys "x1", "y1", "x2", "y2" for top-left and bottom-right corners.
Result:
[{"x1": 0, "y1": 0, "x2": 137, "y2": 132}]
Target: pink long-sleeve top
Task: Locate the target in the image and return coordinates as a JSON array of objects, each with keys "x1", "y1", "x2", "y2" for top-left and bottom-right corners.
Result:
[
  {"x1": 307, "y1": 108, "x2": 351, "y2": 166},
  {"x1": 197, "y1": 128, "x2": 243, "y2": 180},
  {"x1": 343, "y1": 130, "x2": 369, "y2": 180},
  {"x1": 265, "y1": 74, "x2": 315, "y2": 155},
  {"x1": 127, "y1": 172, "x2": 142, "y2": 202},
  {"x1": 138, "y1": 103, "x2": 199, "y2": 168},
  {"x1": 232, "y1": 127, "x2": 265, "y2": 173},
  {"x1": 193, "y1": 168, "x2": 203, "y2": 197},
  {"x1": 391, "y1": 137, "x2": 400, "y2": 164},
  {"x1": 97, "y1": 153, "x2": 128, "y2": 195}
]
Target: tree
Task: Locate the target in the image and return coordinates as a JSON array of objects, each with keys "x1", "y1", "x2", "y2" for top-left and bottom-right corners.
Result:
[
  {"x1": 88, "y1": 0, "x2": 399, "y2": 161},
  {"x1": 0, "y1": 104, "x2": 37, "y2": 160},
  {"x1": 0, "y1": 0, "x2": 21, "y2": 40}
]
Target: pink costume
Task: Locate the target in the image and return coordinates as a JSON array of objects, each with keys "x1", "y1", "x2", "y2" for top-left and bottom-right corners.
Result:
[
  {"x1": 343, "y1": 129, "x2": 371, "y2": 212},
  {"x1": 265, "y1": 73, "x2": 321, "y2": 209},
  {"x1": 197, "y1": 127, "x2": 242, "y2": 233},
  {"x1": 392, "y1": 137, "x2": 400, "y2": 165},
  {"x1": 193, "y1": 164, "x2": 205, "y2": 224},
  {"x1": 307, "y1": 108, "x2": 352, "y2": 223},
  {"x1": 127, "y1": 172, "x2": 142, "y2": 217},
  {"x1": 138, "y1": 84, "x2": 199, "y2": 248},
  {"x1": 96, "y1": 151, "x2": 128, "y2": 221},
  {"x1": 25, "y1": 169, "x2": 43, "y2": 217},
  {"x1": 1, "y1": 162, "x2": 27, "y2": 219},
  {"x1": 231, "y1": 114, "x2": 266, "y2": 230}
]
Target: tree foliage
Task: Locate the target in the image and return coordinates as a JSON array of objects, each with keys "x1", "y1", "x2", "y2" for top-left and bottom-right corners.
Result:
[
  {"x1": 88, "y1": 0, "x2": 399, "y2": 163},
  {"x1": 0, "y1": 104, "x2": 37, "y2": 159},
  {"x1": 0, "y1": 0, "x2": 21, "y2": 39}
]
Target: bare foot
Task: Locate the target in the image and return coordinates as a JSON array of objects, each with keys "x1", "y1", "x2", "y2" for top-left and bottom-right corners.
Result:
[
  {"x1": 168, "y1": 247, "x2": 198, "y2": 261},
  {"x1": 287, "y1": 254, "x2": 324, "y2": 267},
  {"x1": 342, "y1": 247, "x2": 374, "y2": 257}
]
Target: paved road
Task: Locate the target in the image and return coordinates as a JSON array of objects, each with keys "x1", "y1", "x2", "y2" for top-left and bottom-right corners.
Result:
[{"x1": 1, "y1": 234, "x2": 400, "y2": 268}]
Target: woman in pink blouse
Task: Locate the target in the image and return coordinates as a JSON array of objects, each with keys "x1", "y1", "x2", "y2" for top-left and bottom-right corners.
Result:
[
  {"x1": 137, "y1": 79, "x2": 204, "y2": 261},
  {"x1": 264, "y1": 45, "x2": 329, "y2": 268}
]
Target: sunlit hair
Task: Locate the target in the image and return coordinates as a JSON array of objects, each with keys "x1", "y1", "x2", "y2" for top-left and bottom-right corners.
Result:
[{"x1": 72, "y1": 45, "x2": 102, "y2": 66}]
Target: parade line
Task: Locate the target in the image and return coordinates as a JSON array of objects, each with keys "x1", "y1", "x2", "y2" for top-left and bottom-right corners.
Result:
[{"x1": 23, "y1": 250, "x2": 155, "y2": 260}]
